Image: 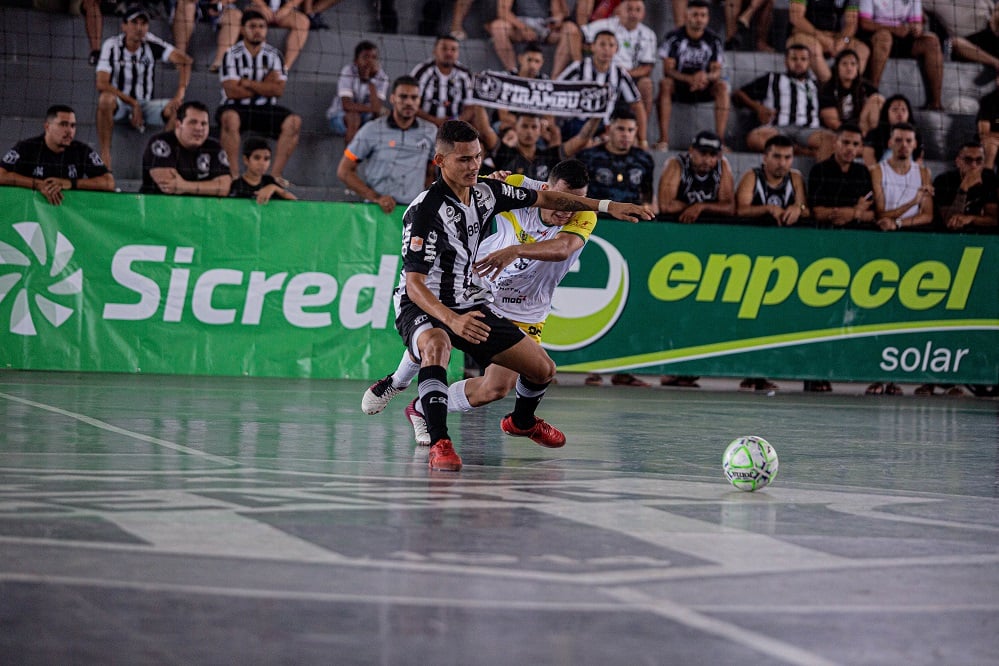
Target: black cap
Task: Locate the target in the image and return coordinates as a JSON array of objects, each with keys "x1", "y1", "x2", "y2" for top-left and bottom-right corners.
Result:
[
  {"x1": 123, "y1": 5, "x2": 150, "y2": 22},
  {"x1": 691, "y1": 131, "x2": 722, "y2": 154}
]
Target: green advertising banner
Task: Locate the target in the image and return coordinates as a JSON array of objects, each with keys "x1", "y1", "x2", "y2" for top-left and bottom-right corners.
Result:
[
  {"x1": 542, "y1": 221, "x2": 999, "y2": 384},
  {"x1": 1, "y1": 189, "x2": 996, "y2": 384}
]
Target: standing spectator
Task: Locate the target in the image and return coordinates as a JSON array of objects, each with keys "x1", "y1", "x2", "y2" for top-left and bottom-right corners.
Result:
[
  {"x1": 657, "y1": 130, "x2": 735, "y2": 222},
  {"x1": 724, "y1": 0, "x2": 774, "y2": 52},
  {"x1": 95, "y1": 5, "x2": 193, "y2": 172},
  {"x1": 557, "y1": 30, "x2": 648, "y2": 146},
  {"x1": 818, "y1": 49, "x2": 883, "y2": 134},
  {"x1": 217, "y1": 10, "x2": 302, "y2": 184},
  {"x1": 950, "y1": 2, "x2": 999, "y2": 78},
  {"x1": 787, "y1": 0, "x2": 870, "y2": 83},
  {"x1": 870, "y1": 122, "x2": 934, "y2": 231},
  {"x1": 473, "y1": 109, "x2": 600, "y2": 180},
  {"x1": 977, "y1": 86, "x2": 999, "y2": 169},
  {"x1": 808, "y1": 122, "x2": 875, "y2": 228},
  {"x1": 0, "y1": 105, "x2": 115, "y2": 205},
  {"x1": 552, "y1": 0, "x2": 658, "y2": 115},
  {"x1": 576, "y1": 108, "x2": 654, "y2": 388},
  {"x1": 487, "y1": 0, "x2": 570, "y2": 73},
  {"x1": 206, "y1": 0, "x2": 310, "y2": 72},
  {"x1": 326, "y1": 41, "x2": 389, "y2": 145},
  {"x1": 336, "y1": 76, "x2": 438, "y2": 214},
  {"x1": 733, "y1": 44, "x2": 835, "y2": 160},
  {"x1": 141, "y1": 101, "x2": 232, "y2": 196},
  {"x1": 735, "y1": 134, "x2": 809, "y2": 226},
  {"x1": 410, "y1": 35, "x2": 477, "y2": 128},
  {"x1": 862, "y1": 93, "x2": 923, "y2": 165},
  {"x1": 933, "y1": 141, "x2": 998, "y2": 232},
  {"x1": 229, "y1": 137, "x2": 297, "y2": 203},
  {"x1": 656, "y1": 0, "x2": 729, "y2": 152},
  {"x1": 858, "y1": 0, "x2": 943, "y2": 109}
]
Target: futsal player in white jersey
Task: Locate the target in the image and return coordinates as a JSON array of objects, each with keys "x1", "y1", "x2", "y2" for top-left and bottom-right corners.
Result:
[{"x1": 363, "y1": 159, "x2": 621, "y2": 447}]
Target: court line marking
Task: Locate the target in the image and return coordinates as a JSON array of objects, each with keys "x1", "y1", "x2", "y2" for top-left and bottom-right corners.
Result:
[{"x1": 0, "y1": 391, "x2": 238, "y2": 468}]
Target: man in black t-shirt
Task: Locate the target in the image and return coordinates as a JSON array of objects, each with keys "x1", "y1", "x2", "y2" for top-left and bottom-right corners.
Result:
[
  {"x1": 141, "y1": 101, "x2": 232, "y2": 196},
  {"x1": 933, "y1": 141, "x2": 998, "y2": 233},
  {"x1": 976, "y1": 88, "x2": 999, "y2": 170},
  {"x1": 0, "y1": 105, "x2": 114, "y2": 205},
  {"x1": 577, "y1": 110, "x2": 655, "y2": 204},
  {"x1": 808, "y1": 123, "x2": 875, "y2": 228}
]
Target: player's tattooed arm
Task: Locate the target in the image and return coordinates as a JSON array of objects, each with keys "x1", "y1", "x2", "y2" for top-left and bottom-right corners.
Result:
[{"x1": 534, "y1": 190, "x2": 655, "y2": 222}]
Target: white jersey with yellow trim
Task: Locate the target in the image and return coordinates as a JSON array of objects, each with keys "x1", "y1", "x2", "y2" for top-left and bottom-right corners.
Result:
[{"x1": 477, "y1": 174, "x2": 597, "y2": 323}]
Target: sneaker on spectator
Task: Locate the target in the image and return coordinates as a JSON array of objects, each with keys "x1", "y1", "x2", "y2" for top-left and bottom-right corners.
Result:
[
  {"x1": 500, "y1": 414, "x2": 566, "y2": 448},
  {"x1": 405, "y1": 399, "x2": 431, "y2": 446},
  {"x1": 428, "y1": 439, "x2": 462, "y2": 471},
  {"x1": 361, "y1": 374, "x2": 405, "y2": 414}
]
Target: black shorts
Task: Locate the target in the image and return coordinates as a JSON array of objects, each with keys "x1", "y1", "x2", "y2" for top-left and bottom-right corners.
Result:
[
  {"x1": 396, "y1": 301, "x2": 525, "y2": 368},
  {"x1": 671, "y1": 81, "x2": 716, "y2": 105},
  {"x1": 216, "y1": 104, "x2": 293, "y2": 139}
]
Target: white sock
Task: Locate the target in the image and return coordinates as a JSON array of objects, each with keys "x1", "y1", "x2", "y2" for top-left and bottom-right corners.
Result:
[
  {"x1": 447, "y1": 379, "x2": 474, "y2": 413},
  {"x1": 391, "y1": 353, "x2": 421, "y2": 388}
]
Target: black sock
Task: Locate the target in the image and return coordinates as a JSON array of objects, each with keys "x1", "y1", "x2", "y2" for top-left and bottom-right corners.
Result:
[
  {"x1": 512, "y1": 376, "x2": 548, "y2": 430},
  {"x1": 418, "y1": 365, "x2": 449, "y2": 443}
]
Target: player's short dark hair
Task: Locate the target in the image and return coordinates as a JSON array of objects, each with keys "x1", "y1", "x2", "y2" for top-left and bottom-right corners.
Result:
[
  {"x1": 763, "y1": 134, "x2": 794, "y2": 152},
  {"x1": 889, "y1": 122, "x2": 916, "y2": 136},
  {"x1": 609, "y1": 108, "x2": 637, "y2": 123},
  {"x1": 391, "y1": 75, "x2": 420, "y2": 93},
  {"x1": 787, "y1": 43, "x2": 810, "y2": 57},
  {"x1": 241, "y1": 9, "x2": 266, "y2": 25},
  {"x1": 177, "y1": 100, "x2": 209, "y2": 121},
  {"x1": 549, "y1": 159, "x2": 589, "y2": 190},
  {"x1": 242, "y1": 137, "x2": 271, "y2": 158},
  {"x1": 46, "y1": 104, "x2": 75, "y2": 120},
  {"x1": 436, "y1": 120, "x2": 479, "y2": 154},
  {"x1": 837, "y1": 122, "x2": 863, "y2": 137},
  {"x1": 354, "y1": 40, "x2": 378, "y2": 60}
]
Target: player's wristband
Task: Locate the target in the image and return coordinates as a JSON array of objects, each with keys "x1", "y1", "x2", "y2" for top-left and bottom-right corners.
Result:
[{"x1": 598, "y1": 199, "x2": 611, "y2": 213}]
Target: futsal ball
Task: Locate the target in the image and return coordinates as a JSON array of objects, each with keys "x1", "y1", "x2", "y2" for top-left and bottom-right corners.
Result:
[{"x1": 722, "y1": 436, "x2": 779, "y2": 492}]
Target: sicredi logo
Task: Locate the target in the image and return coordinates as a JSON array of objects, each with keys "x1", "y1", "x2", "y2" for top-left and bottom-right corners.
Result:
[
  {"x1": 543, "y1": 235, "x2": 629, "y2": 351},
  {"x1": 0, "y1": 222, "x2": 83, "y2": 336}
]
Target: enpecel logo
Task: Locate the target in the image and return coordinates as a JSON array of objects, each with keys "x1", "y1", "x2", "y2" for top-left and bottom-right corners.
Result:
[
  {"x1": 543, "y1": 235, "x2": 629, "y2": 351},
  {"x1": 0, "y1": 222, "x2": 83, "y2": 336}
]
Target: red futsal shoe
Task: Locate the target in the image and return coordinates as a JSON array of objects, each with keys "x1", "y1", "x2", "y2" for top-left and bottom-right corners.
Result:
[
  {"x1": 428, "y1": 439, "x2": 462, "y2": 471},
  {"x1": 500, "y1": 414, "x2": 566, "y2": 448}
]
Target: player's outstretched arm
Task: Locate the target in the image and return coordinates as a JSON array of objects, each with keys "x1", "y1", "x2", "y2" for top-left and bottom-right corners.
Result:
[
  {"x1": 533, "y1": 190, "x2": 655, "y2": 222},
  {"x1": 474, "y1": 234, "x2": 584, "y2": 281}
]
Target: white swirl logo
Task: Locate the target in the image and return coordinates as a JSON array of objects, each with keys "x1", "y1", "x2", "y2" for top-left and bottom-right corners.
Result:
[{"x1": 0, "y1": 222, "x2": 83, "y2": 336}]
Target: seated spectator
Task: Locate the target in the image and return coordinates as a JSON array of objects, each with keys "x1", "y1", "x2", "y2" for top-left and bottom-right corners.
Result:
[
  {"x1": 577, "y1": 108, "x2": 654, "y2": 388},
  {"x1": 870, "y1": 122, "x2": 934, "y2": 231},
  {"x1": 858, "y1": 0, "x2": 943, "y2": 109},
  {"x1": 657, "y1": 130, "x2": 735, "y2": 222},
  {"x1": 95, "y1": 6, "x2": 192, "y2": 171},
  {"x1": 735, "y1": 134, "x2": 809, "y2": 226},
  {"x1": 552, "y1": 0, "x2": 658, "y2": 115},
  {"x1": 818, "y1": 49, "x2": 883, "y2": 134},
  {"x1": 950, "y1": 2, "x2": 999, "y2": 78},
  {"x1": 473, "y1": 109, "x2": 600, "y2": 180},
  {"x1": 207, "y1": 0, "x2": 310, "y2": 72},
  {"x1": 656, "y1": 0, "x2": 728, "y2": 152},
  {"x1": 495, "y1": 43, "x2": 561, "y2": 147},
  {"x1": 933, "y1": 141, "x2": 998, "y2": 232},
  {"x1": 976, "y1": 86, "x2": 999, "y2": 169},
  {"x1": 733, "y1": 44, "x2": 834, "y2": 160},
  {"x1": 557, "y1": 30, "x2": 649, "y2": 146},
  {"x1": 336, "y1": 76, "x2": 438, "y2": 214},
  {"x1": 82, "y1": 0, "x2": 198, "y2": 66},
  {"x1": 0, "y1": 104, "x2": 115, "y2": 205},
  {"x1": 229, "y1": 137, "x2": 297, "y2": 203},
  {"x1": 808, "y1": 123, "x2": 875, "y2": 229},
  {"x1": 787, "y1": 0, "x2": 870, "y2": 83},
  {"x1": 862, "y1": 93, "x2": 923, "y2": 166},
  {"x1": 487, "y1": 0, "x2": 570, "y2": 73},
  {"x1": 410, "y1": 35, "x2": 477, "y2": 128},
  {"x1": 217, "y1": 10, "x2": 302, "y2": 184},
  {"x1": 923, "y1": 0, "x2": 993, "y2": 49},
  {"x1": 326, "y1": 41, "x2": 389, "y2": 145},
  {"x1": 141, "y1": 101, "x2": 232, "y2": 196},
  {"x1": 724, "y1": 0, "x2": 774, "y2": 51}
]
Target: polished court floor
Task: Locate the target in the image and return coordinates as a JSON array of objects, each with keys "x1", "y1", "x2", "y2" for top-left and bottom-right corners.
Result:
[{"x1": 1, "y1": 371, "x2": 997, "y2": 665}]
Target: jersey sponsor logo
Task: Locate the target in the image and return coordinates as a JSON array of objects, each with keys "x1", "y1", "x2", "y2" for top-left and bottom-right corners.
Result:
[
  {"x1": 409, "y1": 236, "x2": 424, "y2": 252},
  {"x1": 424, "y1": 230, "x2": 437, "y2": 262},
  {"x1": 500, "y1": 183, "x2": 528, "y2": 201},
  {"x1": 151, "y1": 140, "x2": 171, "y2": 158}
]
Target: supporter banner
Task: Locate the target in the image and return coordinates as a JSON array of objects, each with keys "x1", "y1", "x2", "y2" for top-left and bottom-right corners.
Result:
[
  {"x1": 471, "y1": 71, "x2": 614, "y2": 118},
  {"x1": 541, "y1": 222, "x2": 999, "y2": 384},
  {"x1": 1, "y1": 190, "x2": 996, "y2": 384},
  {"x1": 0, "y1": 189, "x2": 466, "y2": 380}
]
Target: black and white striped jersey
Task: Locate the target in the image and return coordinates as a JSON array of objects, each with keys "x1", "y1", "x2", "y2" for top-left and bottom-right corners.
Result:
[
  {"x1": 219, "y1": 41, "x2": 287, "y2": 106},
  {"x1": 397, "y1": 178, "x2": 539, "y2": 310},
  {"x1": 409, "y1": 59, "x2": 474, "y2": 120},
  {"x1": 555, "y1": 56, "x2": 641, "y2": 106},
  {"x1": 96, "y1": 32, "x2": 174, "y2": 101},
  {"x1": 740, "y1": 72, "x2": 820, "y2": 128}
]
